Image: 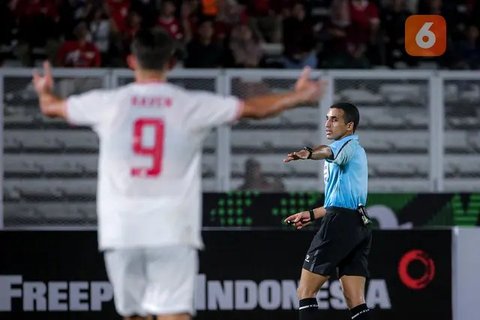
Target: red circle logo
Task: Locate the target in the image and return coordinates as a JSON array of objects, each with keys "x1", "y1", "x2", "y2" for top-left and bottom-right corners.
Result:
[{"x1": 398, "y1": 249, "x2": 435, "y2": 290}]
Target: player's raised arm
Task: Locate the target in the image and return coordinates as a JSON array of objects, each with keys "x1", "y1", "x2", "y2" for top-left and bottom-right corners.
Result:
[
  {"x1": 32, "y1": 61, "x2": 67, "y2": 119},
  {"x1": 239, "y1": 67, "x2": 326, "y2": 119}
]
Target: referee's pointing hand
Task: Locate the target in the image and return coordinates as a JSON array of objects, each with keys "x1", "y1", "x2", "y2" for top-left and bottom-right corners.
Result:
[
  {"x1": 283, "y1": 148, "x2": 310, "y2": 162},
  {"x1": 284, "y1": 211, "x2": 312, "y2": 230}
]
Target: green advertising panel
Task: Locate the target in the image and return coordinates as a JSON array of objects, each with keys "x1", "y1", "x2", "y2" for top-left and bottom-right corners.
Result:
[{"x1": 203, "y1": 193, "x2": 480, "y2": 229}]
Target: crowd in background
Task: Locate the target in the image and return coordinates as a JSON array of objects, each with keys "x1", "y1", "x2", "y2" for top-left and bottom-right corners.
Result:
[{"x1": 0, "y1": 0, "x2": 479, "y2": 69}]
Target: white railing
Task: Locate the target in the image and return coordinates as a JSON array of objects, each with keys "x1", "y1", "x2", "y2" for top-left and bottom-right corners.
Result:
[{"x1": 1, "y1": 68, "x2": 479, "y2": 228}]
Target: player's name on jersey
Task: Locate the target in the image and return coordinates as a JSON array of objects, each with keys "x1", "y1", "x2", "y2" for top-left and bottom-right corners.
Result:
[{"x1": 131, "y1": 95, "x2": 172, "y2": 108}]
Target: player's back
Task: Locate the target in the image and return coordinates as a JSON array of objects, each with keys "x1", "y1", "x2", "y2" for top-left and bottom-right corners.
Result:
[
  {"x1": 98, "y1": 82, "x2": 208, "y2": 198},
  {"x1": 67, "y1": 81, "x2": 240, "y2": 248}
]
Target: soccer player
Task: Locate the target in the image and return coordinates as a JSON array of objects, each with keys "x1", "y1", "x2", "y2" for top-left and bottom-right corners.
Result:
[
  {"x1": 284, "y1": 102, "x2": 372, "y2": 320},
  {"x1": 32, "y1": 29, "x2": 326, "y2": 320}
]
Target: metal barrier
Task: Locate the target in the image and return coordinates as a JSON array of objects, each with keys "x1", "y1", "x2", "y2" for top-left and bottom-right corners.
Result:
[{"x1": 1, "y1": 68, "x2": 479, "y2": 227}]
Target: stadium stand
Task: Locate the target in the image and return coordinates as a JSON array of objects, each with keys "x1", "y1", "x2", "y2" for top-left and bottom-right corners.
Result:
[{"x1": 2, "y1": 69, "x2": 479, "y2": 226}]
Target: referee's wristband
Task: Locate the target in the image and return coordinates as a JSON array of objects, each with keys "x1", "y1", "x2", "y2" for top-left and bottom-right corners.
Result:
[
  {"x1": 303, "y1": 146, "x2": 313, "y2": 159},
  {"x1": 309, "y1": 209, "x2": 315, "y2": 221}
]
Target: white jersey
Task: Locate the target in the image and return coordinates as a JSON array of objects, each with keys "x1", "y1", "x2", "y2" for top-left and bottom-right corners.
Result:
[{"x1": 66, "y1": 82, "x2": 242, "y2": 250}]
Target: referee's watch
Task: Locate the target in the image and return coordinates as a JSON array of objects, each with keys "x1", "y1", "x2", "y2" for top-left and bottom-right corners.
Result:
[{"x1": 303, "y1": 146, "x2": 313, "y2": 159}]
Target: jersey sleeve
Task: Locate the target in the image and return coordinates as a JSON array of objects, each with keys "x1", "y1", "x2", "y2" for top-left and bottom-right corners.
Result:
[
  {"x1": 66, "y1": 89, "x2": 115, "y2": 127},
  {"x1": 186, "y1": 91, "x2": 243, "y2": 130},
  {"x1": 327, "y1": 140, "x2": 355, "y2": 166}
]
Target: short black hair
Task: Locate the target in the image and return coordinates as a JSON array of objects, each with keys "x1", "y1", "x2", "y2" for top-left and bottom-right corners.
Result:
[
  {"x1": 131, "y1": 28, "x2": 175, "y2": 70},
  {"x1": 330, "y1": 102, "x2": 360, "y2": 132}
]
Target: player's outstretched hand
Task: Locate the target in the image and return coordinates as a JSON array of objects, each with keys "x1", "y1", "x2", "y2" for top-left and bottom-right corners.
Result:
[
  {"x1": 283, "y1": 148, "x2": 310, "y2": 163},
  {"x1": 32, "y1": 61, "x2": 54, "y2": 95},
  {"x1": 294, "y1": 67, "x2": 327, "y2": 103},
  {"x1": 284, "y1": 211, "x2": 312, "y2": 230}
]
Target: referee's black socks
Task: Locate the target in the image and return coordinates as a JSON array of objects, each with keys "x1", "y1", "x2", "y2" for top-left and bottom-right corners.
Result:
[
  {"x1": 350, "y1": 303, "x2": 371, "y2": 319},
  {"x1": 298, "y1": 298, "x2": 319, "y2": 320}
]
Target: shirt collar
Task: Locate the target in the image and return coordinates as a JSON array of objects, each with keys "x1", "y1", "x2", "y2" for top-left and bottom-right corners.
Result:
[{"x1": 335, "y1": 134, "x2": 358, "y2": 143}]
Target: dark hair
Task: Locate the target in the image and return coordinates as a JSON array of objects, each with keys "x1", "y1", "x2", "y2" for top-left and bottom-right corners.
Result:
[
  {"x1": 131, "y1": 28, "x2": 175, "y2": 70},
  {"x1": 330, "y1": 102, "x2": 360, "y2": 132}
]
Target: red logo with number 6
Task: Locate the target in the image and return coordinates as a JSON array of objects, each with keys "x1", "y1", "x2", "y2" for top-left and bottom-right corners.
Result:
[{"x1": 405, "y1": 15, "x2": 446, "y2": 57}]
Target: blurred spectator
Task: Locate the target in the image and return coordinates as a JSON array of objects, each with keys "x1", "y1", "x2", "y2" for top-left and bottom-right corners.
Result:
[
  {"x1": 125, "y1": 10, "x2": 143, "y2": 43},
  {"x1": 228, "y1": 23, "x2": 263, "y2": 68},
  {"x1": 382, "y1": 0, "x2": 414, "y2": 68},
  {"x1": 13, "y1": 0, "x2": 61, "y2": 66},
  {"x1": 181, "y1": 0, "x2": 202, "y2": 43},
  {"x1": 453, "y1": 25, "x2": 480, "y2": 69},
  {"x1": 56, "y1": 0, "x2": 80, "y2": 40},
  {"x1": 201, "y1": 0, "x2": 219, "y2": 17},
  {"x1": 106, "y1": 0, "x2": 131, "y2": 34},
  {"x1": 319, "y1": 0, "x2": 352, "y2": 68},
  {"x1": 157, "y1": 0, "x2": 183, "y2": 41},
  {"x1": 214, "y1": 0, "x2": 249, "y2": 43},
  {"x1": 131, "y1": 0, "x2": 158, "y2": 28},
  {"x1": 245, "y1": 0, "x2": 282, "y2": 43},
  {"x1": 185, "y1": 19, "x2": 225, "y2": 68},
  {"x1": 89, "y1": 6, "x2": 111, "y2": 66},
  {"x1": 416, "y1": 0, "x2": 461, "y2": 68},
  {"x1": 238, "y1": 158, "x2": 285, "y2": 192},
  {"x1": 56, "y1": 21, "x2": 101, "y2": 67},
  {"x1": 0, "y1": 1, "x2": 14, "y2": 66},
  {"x1": 473, "y1": 1, "x2": 480, "y2": 29},
  {"x1": 281, "y1": 2, "x2": 317, "y2": 69},
  {"x1": 349, "y1": 0, "x2": 380, "y2": 66},
  {"x1": 105, "y1": 0, "x2": 131, "y2": 66},
  {"x1": 320, "y1": 0, "x2": 372, "y2": 68},
  {"x1": 1, "y1": 0, "x2": 479, "y2": 70},
  {"x1": 417, "y1": 0, "x2": 461, "y2": 40},
  {"x1": 0, "y1": 1, "x2": 15, "y2": 47}
]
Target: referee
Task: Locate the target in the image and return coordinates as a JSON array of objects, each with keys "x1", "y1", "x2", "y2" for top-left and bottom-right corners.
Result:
[{"x1": 284, "y1": 102, "x2": 372, "y2": 320}]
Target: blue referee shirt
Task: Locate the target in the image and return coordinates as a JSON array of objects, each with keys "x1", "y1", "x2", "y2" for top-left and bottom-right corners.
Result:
[{"x1": 323, "y1": 134, "x2": 368, "y2": 210}]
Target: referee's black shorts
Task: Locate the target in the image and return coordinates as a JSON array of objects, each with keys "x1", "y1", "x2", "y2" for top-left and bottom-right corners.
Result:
[{"x1": 303, "y1": 206, "x2": 372, "y2": 278}]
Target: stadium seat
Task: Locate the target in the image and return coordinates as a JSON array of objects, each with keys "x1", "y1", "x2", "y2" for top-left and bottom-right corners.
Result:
[
  {"x1": 4, "y1": 155, "x2": 43, "y2": 176},
  {"x1": 356, "y1": 131, "x2": 394, "y2": 153},
  {"x1": 445, "y1": 155, "x2": 480, "y2": 177},
  {"x1": 379, "y1": 83, "x2": 424, "y2": 104},
  {"x1": 369, "y1": 155, "x2": 428, "y2": 178},
  {"x1": 202, "y1": 154, "x2": 216, "y2": 177},
  {"x1": 202, "y1": 178, "x2": 217, "y2": 192},
  {"x1": 390, "y1": 131, "x2": 429, "y2": 152},
  {"x1": 54, "y1": 131, "x2": 99, "y2": 151},
  {"x1": 468, "y1": 131, "x2": 480, "y2": 151},
  {"x1": 4, "y1": 130, "x2": 63, "y2": 151},
  {"x1": 337, "y1": 89, "x2": 384, "y2": 104},
  {"x1": 4, "y1": 179, "x2": 62, "y2": 200},
  {"x1": 231, "y1": 129, "x2": 318, "y2": 151},
  {"x1": 4, "y1": 203, "x2": 39, "y2": 222},
  {"x1": 402, "y1": 110, "x2": 429, "y2": 128},
  {"x1": 282, "y1": 108, "x2": 319, "y2": 125},
  {"x1": 4, "y1": 179, "x2": 97, "y2": 200},
  {"x1": 443, "y1": 178, "x2": 480, "y2": 192},
  {"x1": 231, "y1": 177, "x2": 319, "y2": 192},
  {"x1": 444, "y1": 130, "x2": 472, "y2": 153},
  {"x1": 365, "y1": 109, "x2": 407, "y2": 127},
  {"x1": 3, "y1": 109, "x2": 36, "y2": 127},
  {"x1": 231, "y1": 154, "x2": 319, "y2": 177},
  {"x1": 369, "y1": 178, "x2": 431, "y2": 192},
  {"x1": 203, "y1": 132, "x2": 216, "y2": 151}
]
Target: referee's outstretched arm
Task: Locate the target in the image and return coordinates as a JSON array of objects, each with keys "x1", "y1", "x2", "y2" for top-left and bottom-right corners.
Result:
[
  {"x1": 283, "y1": 145, "x2": 332, "y2": 162},
  {"x1": 284, "y1": 207, "x2": 327, "y2": 230}
]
